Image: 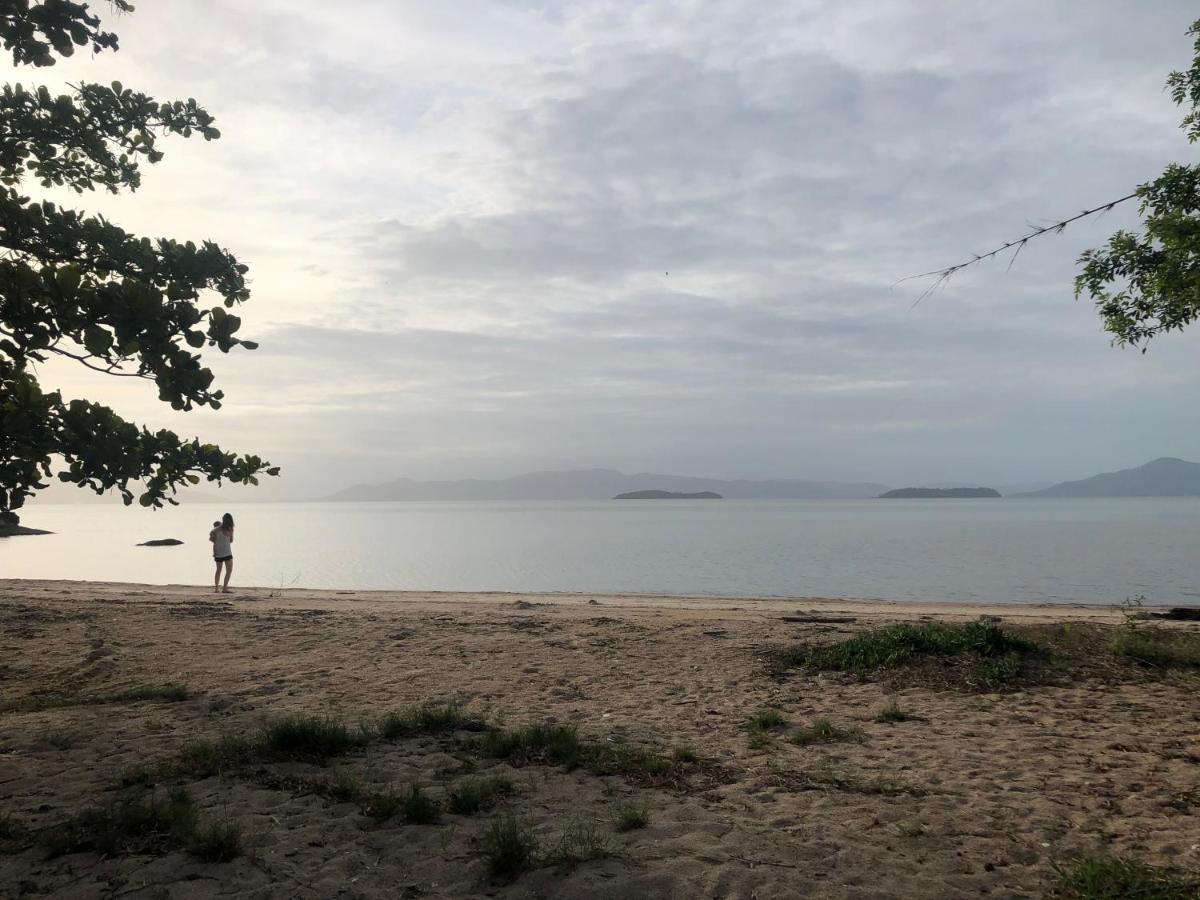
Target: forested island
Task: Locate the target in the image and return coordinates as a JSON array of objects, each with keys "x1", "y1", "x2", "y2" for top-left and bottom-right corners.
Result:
[
  {"x1": 879, "y1": 487, "x2": 1002, "y2": 499},
  {"x1": 613, "y1": 490, "x2": 723, "y2": 499}
]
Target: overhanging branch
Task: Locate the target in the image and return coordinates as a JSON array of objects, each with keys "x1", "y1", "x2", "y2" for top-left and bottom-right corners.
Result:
[{"x1": 897, "y1": 191, "x2": 1140, "y2": 307}]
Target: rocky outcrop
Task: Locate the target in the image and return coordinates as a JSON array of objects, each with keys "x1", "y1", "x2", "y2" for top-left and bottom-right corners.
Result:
[{"x1": 138, "y1": 538, "x2": 185, "y2": 546}]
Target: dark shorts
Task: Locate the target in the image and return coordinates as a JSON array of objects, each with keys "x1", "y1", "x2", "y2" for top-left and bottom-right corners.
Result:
[{"x1": 214, "y1": 555, "x2": 233, "y2": 563}]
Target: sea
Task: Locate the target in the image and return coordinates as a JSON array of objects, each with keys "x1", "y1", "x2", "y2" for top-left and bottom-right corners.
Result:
[{"x1": 2, "y1": 499, "x2": 1198, "y2": 606}]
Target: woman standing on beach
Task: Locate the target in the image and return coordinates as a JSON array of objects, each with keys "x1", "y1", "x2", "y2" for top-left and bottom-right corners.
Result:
[{"x1": 209, "y1": 513, "x2": 235, "y2": 593}]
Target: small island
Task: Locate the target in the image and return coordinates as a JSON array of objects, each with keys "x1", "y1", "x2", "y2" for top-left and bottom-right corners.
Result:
[
  {"x1": 613, "y1": 490, "x2": 723, "y2": 500},
  {"x1": 878, "y1": 487, "x2": 1002, "y2": 499}
]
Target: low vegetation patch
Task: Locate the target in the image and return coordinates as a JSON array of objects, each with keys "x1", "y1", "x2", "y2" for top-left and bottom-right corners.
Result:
[
  {"x1": 1053, "y1": 854, "x2": 1199, "y2": 899},
  {"x1": 377, "y1": 702, "x2": 487, "y2": 740},
  {"x1": 480, "y1": 812, "x2": 613, "y2": 882},
  {"x1": 1110, "y1": 626, "x2": 1200, "y2": 669},
  {"x1": 874, "y1": 700, "x2": 919, "y2": 724},
  {"x1": 476, "y1": 723, "x2": 672, "y2": 783},
  {"x1": 0, "y1": 683, "x2": 191, "y2": 714},
  {"x1": 745, "y1": 709, "x2": 788, "y2": 731},
  {"x1": 790, "y1": 718, "x2": 862, "y2": 746},
  {"x1": 261, "y1": 715, "x2": 367, "y2": 760},
  {"x1": 672, "y1": 745, "x2": 699, "y2": 764},
  {"x1": 613, "y1": 801, "x2": 649, "y2": 832},
  {"x1": 41, "y1": 787, "x2": 241, "y2": 861},
  {"x1": 773, "y1": 620, "x2": 1045, "y2": 689},
  {"x1": 448, "y1": 775, "x2": 515, "y2": 816},
  {"x1": 482, "y1": 813, "x2": 540, "y2": 881}
]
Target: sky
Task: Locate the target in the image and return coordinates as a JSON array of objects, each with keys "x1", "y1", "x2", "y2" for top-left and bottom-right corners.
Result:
[{"x1": 18, "y1": 0, "x2": 1200, "y2": 498}]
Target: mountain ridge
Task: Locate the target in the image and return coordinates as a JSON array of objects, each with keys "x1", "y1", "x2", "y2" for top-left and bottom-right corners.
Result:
[
  {"x1": 321, "y1": 468, "x2": 891, "y2": 501},
  {"x1": 1016, "y1": 457, "x2": 1200, "y2": 498}
]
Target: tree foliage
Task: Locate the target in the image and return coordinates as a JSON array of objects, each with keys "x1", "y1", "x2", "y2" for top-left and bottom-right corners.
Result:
[
  {"x1": 914, "y1": 18, "x2": 1200, "y2": 350},
  {"x1": 1076, "y1": 18, "x2": 1200, "y2": 348},
  {"x1": 0, "y1": 2, "x2": 277, "y2": 525}
]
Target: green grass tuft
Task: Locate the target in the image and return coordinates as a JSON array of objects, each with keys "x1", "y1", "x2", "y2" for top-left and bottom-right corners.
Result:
[
  {"x1": 1054, "y1": 854, "x2": 1199, "y2": 899},
  {"x1": 775, "y1": 620, "x2": 1041, "y2": 682},
  {"x1": 874, "y1": 700, "x2": 918, "y2": 723},
  {"x1": 0, "y1": 683, "x2": 191, "y2": 714},
  {"x1": 790, "y1": 718, "x2": 861, "y2": 745},
  {"x1": 42, "y1": 788, "x2": 200, "y2": 859},
  {"x1": 188, "y1": 817, "x2": 242, "y2": 862},
  {"x1": 328, "y1": 768, "x2": 366, "y2": 803},
  {"x1": 672, "y1": 745, "x2": 699, "y2": 764},
  {"x1": 377, "y1": 702, "x2": 486, "y2": 740},
  {"x1": 482, "y1": 813, "x2": 540, "y2": 881},
  {"x1": 746, "y1": 708, "x2": 788, "y2": 730},
  {"x1": 545, "y1": 817, "x2": 610, "y2": 868},
  {"x1": 260, "y1": 715, "x2": 365, "y2": 761},
  {"x1": 478, "y1": 723, "x2": 583, "y2": 768},
  {"x1": 100, "y1": 683, "x2": 191, "y2": 704},
  {"x1": 362, "y1": 782, "x2": 441, "y2": 824},
  {"x1": 477, "y1": 723, "x2": 671, "y2": 781},
  {"x1": 613, "y1": 801, "x2": 649, "y2": 832},
  {"x1": 447, "y1": 775, "x2": 515, "y2": 815},
  {"x1": 1110, "y1": 628, "x2": 1200, "y2": 669},
  {"x1": 399, "y1": 782, "x2": 441, "y2": 824}
]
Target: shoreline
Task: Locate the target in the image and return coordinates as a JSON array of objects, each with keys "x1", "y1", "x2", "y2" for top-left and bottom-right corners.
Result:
[{"x1": 0, "y1": 577, "x2": 1160, "y2": 621}]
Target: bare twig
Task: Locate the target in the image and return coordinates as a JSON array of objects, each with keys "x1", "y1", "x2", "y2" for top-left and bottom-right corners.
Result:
[{"x1": 897, "y1": 191, "x2": 1140, "y2": 307}]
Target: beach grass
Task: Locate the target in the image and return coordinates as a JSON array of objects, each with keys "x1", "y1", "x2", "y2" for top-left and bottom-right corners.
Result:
[
  {"x1": 482, "y1": 813, "x2": 540, "y2": 881},
  {"x1": 790, "y1": 718, "x2": 862, "y2": 745},
  {"x1": 260, "y1": 714, "x2": 367, "y2": 760},
  {"x1": 613, "y1": 801, "x2": 649, "y2": 832},
  {"x1": 40, "y1": 787, "x2": 240, "y2": 861},
  {"x1": 874, "y1": 700, "x2": 919, "y2": 723},
  {"x1": 773, "y1": 620, "x2": 1043, "y2": 687},
  {"x1": 0, "y1": 683, "x2": 191, "y2": 714},
  {"x1": 1110, "y1": 627, "x2": 1200, "y2": 668},
  {"x1": 1053, "y1": 854, "x2": 1199, "y2": 899},
  {"x1": 447, "y1": 775, "x2": 515, "y2": 815},
  {"x1": 476, "y1": 723, "x2": 671, "y2": 781}
]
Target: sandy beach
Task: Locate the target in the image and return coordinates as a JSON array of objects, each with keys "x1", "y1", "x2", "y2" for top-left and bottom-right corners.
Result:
[{"x1": 1, "y1": 579, "x2": 1198, "y2": 899}]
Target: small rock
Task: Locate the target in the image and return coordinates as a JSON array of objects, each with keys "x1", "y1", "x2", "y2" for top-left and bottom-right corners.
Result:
[{"x1": 138, "y1": 538, "x2": 184, "y2": 547}]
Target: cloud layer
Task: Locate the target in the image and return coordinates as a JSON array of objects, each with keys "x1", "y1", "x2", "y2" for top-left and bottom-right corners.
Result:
[{"x1": 21, "y1": 0, "x2": 1200, "y2": 496}]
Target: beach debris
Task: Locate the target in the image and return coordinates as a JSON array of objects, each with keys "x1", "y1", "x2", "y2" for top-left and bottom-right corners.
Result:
[
  {"x1": 1153, "y1": 607, "x2": 1200, "y2": 621},
  {"x1": 781, "y1": 615, "x2": 857, "y2": 624},
  {"x1": 702, "y1": 629, "x2": 728, "y2": 637},
  {"x1": 137, "y1": 538, "x2": 184, "y2": 547}
]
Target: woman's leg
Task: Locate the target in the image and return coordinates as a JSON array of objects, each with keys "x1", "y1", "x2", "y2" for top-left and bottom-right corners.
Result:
[
  {"x1": 213, "y1": 560, "x2": 221, "y2": 592},
  {"x1": 222, "y1": 559, "x2": 233, "y2": 592}
]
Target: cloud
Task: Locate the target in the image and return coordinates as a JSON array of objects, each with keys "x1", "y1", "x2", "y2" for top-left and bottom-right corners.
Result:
[{"x1": 13, "y1": 0, "x2": 1200, "y2": 496}]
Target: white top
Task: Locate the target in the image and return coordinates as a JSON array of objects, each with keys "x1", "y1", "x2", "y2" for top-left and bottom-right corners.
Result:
[{"x1": 211, "y1": 527, "x2": 233, "y2": 557}]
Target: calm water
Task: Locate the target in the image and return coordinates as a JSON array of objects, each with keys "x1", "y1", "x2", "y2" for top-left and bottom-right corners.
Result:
[{"x1": 2, "y1": 500, "x2": 1199, "y2": 605}]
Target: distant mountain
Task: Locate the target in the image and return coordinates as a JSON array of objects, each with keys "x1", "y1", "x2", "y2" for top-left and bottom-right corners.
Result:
[
  {"x1": 613, "y1": 490, "x2": 722, "y2": 500},
  {"x1": 1016, "y1": 458, "x2": 1200, "y2": 498},
  {"x1": 321, "y1": 469, "x2": 890, "y2": 502},
  {"x1": 879, "y1": 487, "x2": 1001, "y2": 499}
]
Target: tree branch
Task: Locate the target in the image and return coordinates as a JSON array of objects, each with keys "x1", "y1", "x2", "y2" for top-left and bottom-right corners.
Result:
[{"x1": 897, "y1": 191, "x2": 1140, "y2": 307}]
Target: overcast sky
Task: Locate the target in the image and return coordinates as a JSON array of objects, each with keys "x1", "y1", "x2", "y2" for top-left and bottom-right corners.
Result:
[{"x1": 22, "y1": 1, "x2": 1200, "y2": 497}]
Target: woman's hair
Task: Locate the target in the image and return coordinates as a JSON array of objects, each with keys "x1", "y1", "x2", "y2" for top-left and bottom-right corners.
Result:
[{"x1": 221, "y1": 512, "x2": 235, "y2": 530}]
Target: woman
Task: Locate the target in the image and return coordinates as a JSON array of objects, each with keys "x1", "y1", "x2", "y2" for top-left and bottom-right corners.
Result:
[{"x1": 209, "y1": 513, "x2": 235, "y2": 593}]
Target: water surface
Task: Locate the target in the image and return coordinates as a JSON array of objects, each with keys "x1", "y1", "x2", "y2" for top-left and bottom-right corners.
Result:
[{"x1": 2, "y1": 499, "x2": 1198, "y2": 605}]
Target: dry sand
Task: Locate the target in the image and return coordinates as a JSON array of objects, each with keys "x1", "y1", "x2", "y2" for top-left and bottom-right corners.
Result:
[{"x1": 1, "y1": 578, "x2": 1198, "y2": 899}]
